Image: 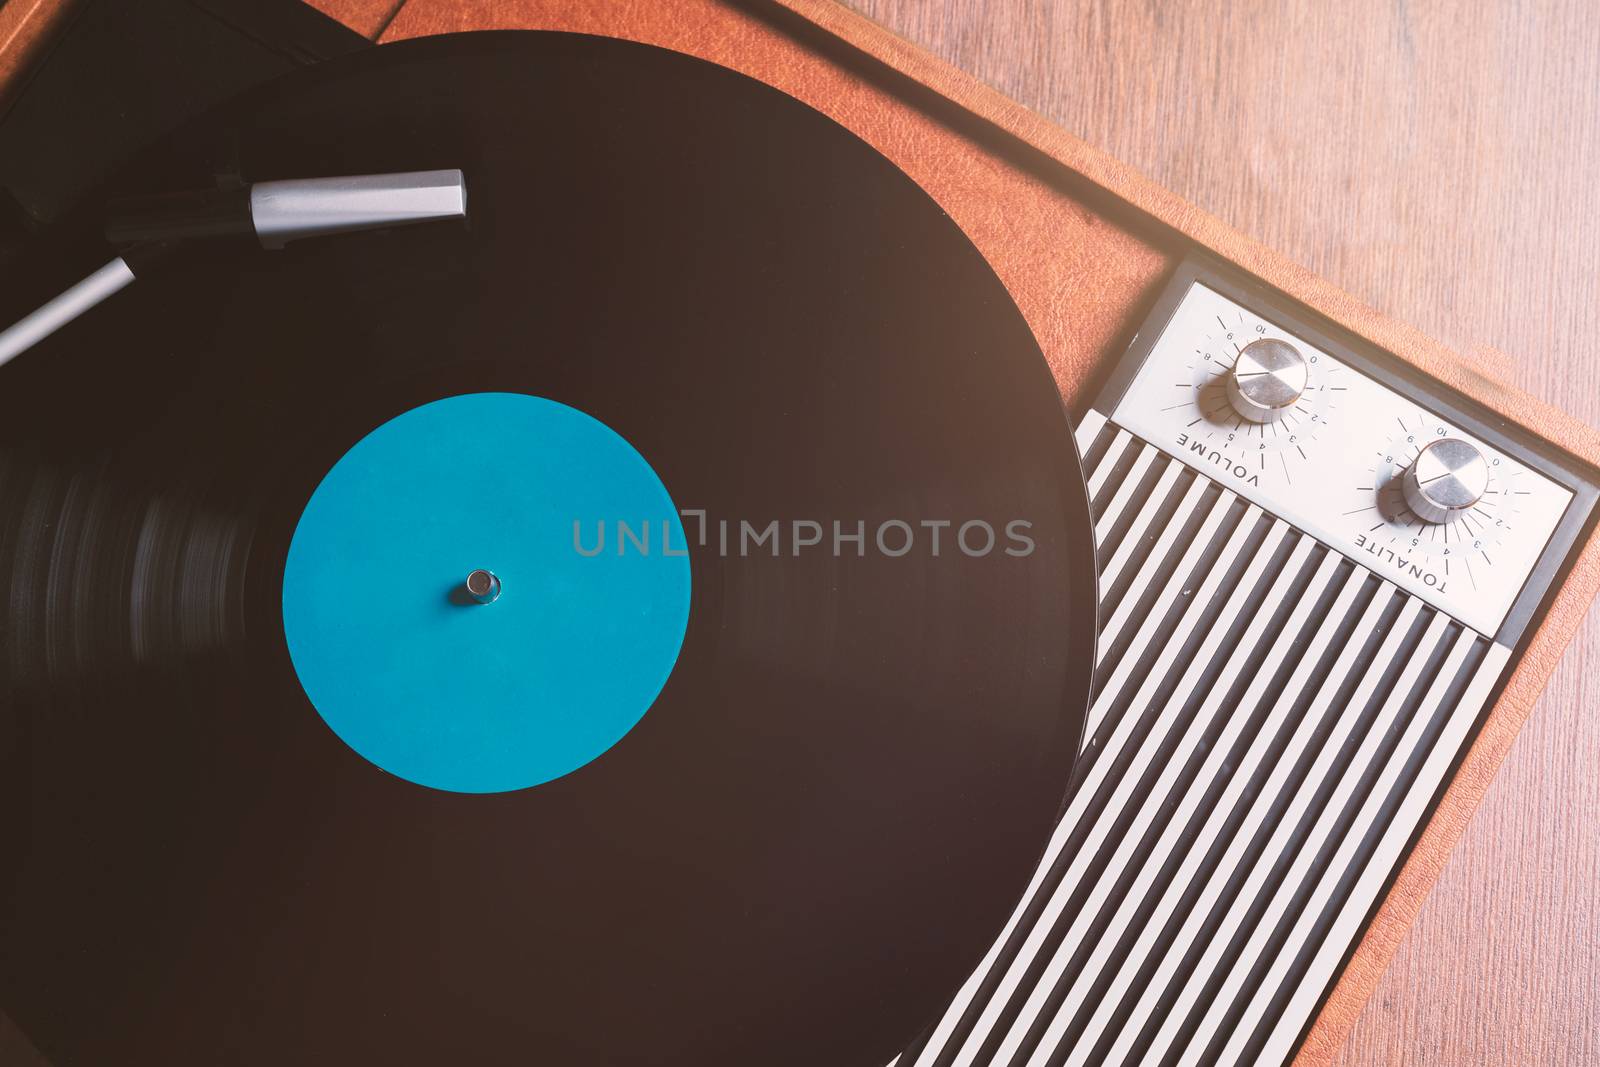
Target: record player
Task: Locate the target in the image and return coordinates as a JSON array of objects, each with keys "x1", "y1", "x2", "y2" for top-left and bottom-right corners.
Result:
[{"x1": 1, "y1": 2, "x2": 1596, "y2": 1066}]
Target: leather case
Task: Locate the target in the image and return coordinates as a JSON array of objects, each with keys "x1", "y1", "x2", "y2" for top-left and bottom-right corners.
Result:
[{"x1": 4, "y1": 1, "x2": 1598, "y2": 1062}]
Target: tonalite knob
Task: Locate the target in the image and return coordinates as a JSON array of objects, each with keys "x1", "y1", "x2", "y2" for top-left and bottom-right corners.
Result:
[
  {"x1": 1402, "y1": 438, "x2": 1488, "y2": 523},
  {"x1": 1225, "y1": 338, "x2": 1307, "y2": 423}
]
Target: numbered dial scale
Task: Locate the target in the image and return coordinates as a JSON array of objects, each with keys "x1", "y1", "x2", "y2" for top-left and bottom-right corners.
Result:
[
  {"x1": 1178, "y1": 301, "x2": 1338, "y2": 477},
  {"x1": 1109, "y1": 275, "x2": 1577, "y2": 638}
]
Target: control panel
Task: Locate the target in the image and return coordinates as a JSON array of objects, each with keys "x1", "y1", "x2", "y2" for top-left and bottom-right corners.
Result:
[{"x1": 1106, "y1": 277, "x2": 1576, "y2": 638}]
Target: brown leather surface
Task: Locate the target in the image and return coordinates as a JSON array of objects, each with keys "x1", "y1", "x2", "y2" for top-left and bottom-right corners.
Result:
[
  {"x1": 4, "y1": 1, "x2": 1599, "y2": 1063},
  {"x1": 0, "y1": 0, "x2": 78, "y2": 112},
  {"x1": 302, "y1": 0, "x2": 404, "y2": 38}
]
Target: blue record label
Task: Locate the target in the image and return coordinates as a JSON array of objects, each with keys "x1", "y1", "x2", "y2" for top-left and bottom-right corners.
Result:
[{"x1": 282, "y1": 392, "x2": 692, "y2": 793}]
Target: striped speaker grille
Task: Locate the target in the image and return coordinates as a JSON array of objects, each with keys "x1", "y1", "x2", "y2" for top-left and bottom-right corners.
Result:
[{"x1": 898, "y1": 414, "x2": 1509, "y2": 1067}]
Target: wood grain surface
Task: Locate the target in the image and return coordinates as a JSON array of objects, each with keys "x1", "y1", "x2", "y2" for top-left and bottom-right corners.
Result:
[{"x1": 841, "y1": 1, "x2": 1600, "y2": 1062}]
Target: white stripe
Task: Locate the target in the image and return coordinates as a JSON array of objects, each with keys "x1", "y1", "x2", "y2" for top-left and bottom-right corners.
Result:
[
  {"x1": 1074, "y1": 409, "x2": 1109, "y2": 454},
  {"x1": 1093, "y1": 476, "x2": 1212, "y2": 667},
  {"x1": 1086, "y1": 429, "x2": 1134, "y2": 500},
  {"x1": 1093, "y1": 447, "x2": 1158, "y2": 543},
  {"x1": 1251, "y1": 641, "x2": 1506, "y2": 1065},
  {"x1": 1168, "y1": 611, "x2": 1454, "y2": 1066},
  {"x1": 989, "y1": 538, "x2": 1329, "y2": 1067},
  {"x1": 1092, "y1": 575, "x2": 1398, "y2": 1067},
  {"x1": 1083, "y1": 495, "x2": 1251, "y2": 766},
  {"x1": 1086, "y1": 493, "x2": 1244, "y2": 742},
  {"x1": 1046, "y1": 559, "x2": 1367, "y2": 1067},
  {"x1": 1098, "y1": 460, "x2": 1182, "y2": 592},
  {"x1": 944, "y1": 510, "x2": 1271, "y2": 1067},
  {"x1": 1218, "y1": 629, "x2": 1492, "y2": 1064}
]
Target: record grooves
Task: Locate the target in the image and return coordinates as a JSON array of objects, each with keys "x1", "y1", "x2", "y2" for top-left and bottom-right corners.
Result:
[{"x1": 0, "y1": 31, "x2": 1095, "y2": 1067}]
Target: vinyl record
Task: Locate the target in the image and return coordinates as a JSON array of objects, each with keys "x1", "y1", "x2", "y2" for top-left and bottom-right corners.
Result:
[{"x1": 0, "y1": 31, "x2": 1095, "y2": 1067}]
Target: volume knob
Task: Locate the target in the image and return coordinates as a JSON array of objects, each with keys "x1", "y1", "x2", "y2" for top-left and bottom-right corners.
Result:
[
  {"x1": 1402, "y1": 438, "x2": 1488, "y2": 523},
  {"x1": 1225, "y1": 338, "x2": 1307, "y2": 423}
]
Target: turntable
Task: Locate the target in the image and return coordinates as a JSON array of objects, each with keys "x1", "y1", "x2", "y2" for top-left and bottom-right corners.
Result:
[{"x1": 1, "y1": 2, "x2": 1596, "y2": 1066}]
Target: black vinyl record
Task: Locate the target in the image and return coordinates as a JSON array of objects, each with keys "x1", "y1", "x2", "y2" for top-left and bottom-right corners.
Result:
[{"x1": 0, "y1": 31, "x2": 1095, "y2": 1067}]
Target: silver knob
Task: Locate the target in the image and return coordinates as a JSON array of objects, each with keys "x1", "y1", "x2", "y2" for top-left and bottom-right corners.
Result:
[
  {"x1": 1402, "y1": 438, "x2": 1488, "y2": 523},
  {"x1": 1225, "y1": 338, "x2": 1307, "y2": 423}
]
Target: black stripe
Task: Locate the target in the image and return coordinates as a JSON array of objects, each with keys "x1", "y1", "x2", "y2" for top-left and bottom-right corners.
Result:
[
  {"x1": 1095, "y1": 457, "x2": 1182, "y2": 571},
  {"x1": 1122, "y1": 597, "x2": 1432, "y2": 1065},
  {"x1": 1172, "y1": 612, "x2": 1456, "y2": 1066},
  {"x1": 1079, "y1": 421, "x2": 1120, "y2": 481},
  {"x1": 1089, "y1": 440, "x2": 1149, "y2": 525},
  {"x1": 1033, "y1": 561, "x2": 1376, "y2": 1067},
  {"x1": 1096, "y1": 466, "x2": 1202, "y2": 622},
  {"x1": 1236, "y1": 635, "x2": 1492, "y2": 1066},
  {"x1": 1075, "y1": 585, "x2": 1414, "y2": 1067}
]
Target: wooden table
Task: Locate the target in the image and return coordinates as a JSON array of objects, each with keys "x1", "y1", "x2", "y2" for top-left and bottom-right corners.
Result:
[{"x1": 844, "y1": 1, "x2": 1600, "y2": 1062}]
